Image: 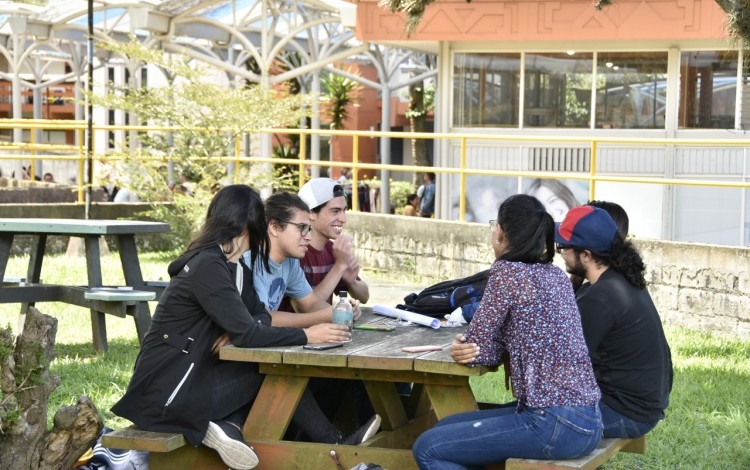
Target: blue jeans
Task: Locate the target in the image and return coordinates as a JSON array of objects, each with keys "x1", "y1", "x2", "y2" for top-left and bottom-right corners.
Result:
[
  {"x1": 412, "y1": 403, "x2": 602, "y2": 470},
  {"x1": 600, "y1": 400, "x2": 659, "y2": 438}
]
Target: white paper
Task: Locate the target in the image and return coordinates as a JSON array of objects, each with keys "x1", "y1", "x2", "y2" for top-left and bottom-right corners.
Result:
[{"x1": 372, "y1": 304, "x2": 441, "y2": 329}]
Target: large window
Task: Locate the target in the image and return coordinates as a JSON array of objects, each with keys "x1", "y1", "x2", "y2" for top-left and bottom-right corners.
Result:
[
  {"x1": 524, "y1": 52, "x2": 593, "y2": 128},
  {"x1": 453, "y1": 53, "x2": 520, "y2": 127},
  {"x1": 595, "y1": 52, "x2": 668, "y2": 129},
  {"x1": 679, "y1": 51, "x2": 738, "y2": 129}
]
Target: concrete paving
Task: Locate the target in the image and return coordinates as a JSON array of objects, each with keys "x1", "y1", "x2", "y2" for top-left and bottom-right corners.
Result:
[{"x1": 362, "y1": 278, "x2": 425, "y2": 308}]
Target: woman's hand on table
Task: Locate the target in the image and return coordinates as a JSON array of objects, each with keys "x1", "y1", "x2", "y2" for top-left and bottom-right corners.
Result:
[
  {"x1": 211, "y1": 332, "x2": 231, "y2": 356},
  {"x1": 304, "y1": 323, "x2": 351, "y2": 344},
  {"x1": 450, "y1": 334, "x2": 479, "y2": 364}
]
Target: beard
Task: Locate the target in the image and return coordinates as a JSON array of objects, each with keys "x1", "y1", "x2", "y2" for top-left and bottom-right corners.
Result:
[{"x1": 565, "y1": 253, "x2": 587, "y2": 278}]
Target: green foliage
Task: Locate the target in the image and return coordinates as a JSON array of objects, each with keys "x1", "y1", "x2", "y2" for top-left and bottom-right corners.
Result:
[
  {"x1": 404, "y1": 83, "x2": 435, "y2": 120},
  {"x1": 88, "y1": 38, "x2": 311, "y2": 247},
  {"x1": 321, "y1": 68, "x2": 364, "y2": 130},
  {"x1": 389, "y1": 180, "x2": 416, "y2": 211}
]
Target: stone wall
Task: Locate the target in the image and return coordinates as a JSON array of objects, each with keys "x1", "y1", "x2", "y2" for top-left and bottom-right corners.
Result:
[
  {"x1": 1, "y1": 203, "x2": 747, "y2": 339},
  {"x1": 346, "y1": 212, "x2": 750, "y2": 340}
]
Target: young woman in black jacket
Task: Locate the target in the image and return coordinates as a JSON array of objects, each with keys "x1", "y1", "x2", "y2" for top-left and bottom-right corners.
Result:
[{"x1": 112, "y1": 185, "x2": 379, "y2": 470}]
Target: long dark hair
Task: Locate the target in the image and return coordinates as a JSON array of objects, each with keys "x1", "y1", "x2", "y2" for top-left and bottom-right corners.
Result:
[
  {"x1": 265, "y1": 191, "x2": 310, "y2": 227},
  {"x1": 497, "y1": 194, "x2": 555, "y2": 264},
  {"x1": 589, "y1": 236, "x2": 646, "y2": 289},
  {"x1": 187, "y1": 184, "x2": 270, "y2": 272}
]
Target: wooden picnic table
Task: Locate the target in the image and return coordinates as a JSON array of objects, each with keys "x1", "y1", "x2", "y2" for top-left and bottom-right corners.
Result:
[
  {"x1": 0, "y1": 218, "x2": 170, "y2": 352},
  {"x1": 217, "y1": 309, "x2": 492, "y2": 470}
]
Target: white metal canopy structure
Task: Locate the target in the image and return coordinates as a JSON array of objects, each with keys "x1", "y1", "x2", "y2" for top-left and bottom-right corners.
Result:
[{"x1": 0, "y1": 0, "x2": 437, "y2": 212}]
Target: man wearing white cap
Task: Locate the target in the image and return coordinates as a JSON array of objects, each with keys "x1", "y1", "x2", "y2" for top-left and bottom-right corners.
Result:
[{"x1": 297, "y1": 178, "x2": 369, "y2": 305}]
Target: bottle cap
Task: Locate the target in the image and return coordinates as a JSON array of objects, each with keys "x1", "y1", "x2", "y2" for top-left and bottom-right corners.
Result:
[{"x1": 339, "y1": 291, "x2": 348, "y2": 298}]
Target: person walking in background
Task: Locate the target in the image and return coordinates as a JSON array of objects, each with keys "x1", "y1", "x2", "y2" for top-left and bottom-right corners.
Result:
[
  {"x1": 111, "y1": 185, "x2": 375, "y2": 470},
  {"x1": 418, "y1": 172, "x2": 436, "y2": 218},
  {"x1": 412, "y1": 194, "x2": 602, "y2": 469},
  {"x1": 556, "y1": 205, "x2": 673, "y2": 439},
  {"x1": 403, "y1": 193, "x2": 419, "y2": 216},
  {"x1": 295, "y1": 178, "x2": 369, "y2": 305}
]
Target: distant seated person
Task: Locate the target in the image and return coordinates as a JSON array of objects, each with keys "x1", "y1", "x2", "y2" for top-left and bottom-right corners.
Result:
[
  {"x1": 556, "y1": 205, "x2": 673, "y2": 439},
  {"x1": 403, "y1": 193, "x2": 419, "y2": 216},
  {"x1": 43, "y1": 172, "x2": 55, "y2": 183}
]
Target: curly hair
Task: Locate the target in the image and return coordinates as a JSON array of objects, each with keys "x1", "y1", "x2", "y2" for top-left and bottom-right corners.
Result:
[{"x1": 589, "y1": 235, "x2": 646, "y2": 289}]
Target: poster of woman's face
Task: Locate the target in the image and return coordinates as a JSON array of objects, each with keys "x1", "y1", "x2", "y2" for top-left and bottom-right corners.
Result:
[{"x1": 452, "y1": 175, "x2": 588, "y2": 223}]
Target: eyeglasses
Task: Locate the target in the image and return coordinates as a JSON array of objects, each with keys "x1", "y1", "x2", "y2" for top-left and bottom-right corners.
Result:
[
  {"x1": 288, "y1": 222, "x2": 313, "y2": 237},
  {"x1": 556, "y1": 244, "x2": 573, "y2": 254},
  {"x1": 489, "y1": 219, "x2": 498, "y2": 232}
]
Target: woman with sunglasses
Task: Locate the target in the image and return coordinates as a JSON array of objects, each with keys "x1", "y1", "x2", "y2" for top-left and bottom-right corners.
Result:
[
  {"x1": 112, "y1": 185, "x2": 376, "y2": 470},
  {"x1": 412, "y1": 194, "x2": 602, "y2": 469}
]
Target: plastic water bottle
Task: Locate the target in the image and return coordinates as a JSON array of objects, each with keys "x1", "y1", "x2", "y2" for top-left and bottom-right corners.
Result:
[{"x1": 332, "y1": 291, "x2": 353, "y2": 341}]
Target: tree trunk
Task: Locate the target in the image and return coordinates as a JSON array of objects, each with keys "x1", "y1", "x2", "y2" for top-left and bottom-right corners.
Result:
[
  {"x1": 408, "y1": 82, "x2": 430, "y2": 185},
  {"x1": 0, "y1": 307, "x2": 103, "y2": 468}
]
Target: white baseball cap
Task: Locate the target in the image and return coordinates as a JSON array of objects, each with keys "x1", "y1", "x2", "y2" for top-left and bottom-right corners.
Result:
[{"x1": 298, "y1": 178, "x2": 346, "y2": 210}]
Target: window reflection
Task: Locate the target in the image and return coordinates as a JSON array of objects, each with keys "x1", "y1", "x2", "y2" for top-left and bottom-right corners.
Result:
[
  {"x1": 679, "y1": 51, "x2": 738, "y2": 129},
  {"x1": 453, "y1": 53, "x2": 520, "y2": 127},
  {"x1": 595, "y1": 52, "x2": 668, "y2": 129},
  {"x1": 524, "y1": 52, "x2": 593, "y2": 128}
]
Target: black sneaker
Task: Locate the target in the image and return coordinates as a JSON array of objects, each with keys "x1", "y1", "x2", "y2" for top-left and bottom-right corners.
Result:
[
  {"x1": 202, "y1": 420, "x2": 259, "y2": 470},
  {"x1": 339, "y1": 414, "x2": 381, "y2": 445}
]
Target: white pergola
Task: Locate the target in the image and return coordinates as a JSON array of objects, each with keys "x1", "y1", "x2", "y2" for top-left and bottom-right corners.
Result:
[{"x1": 0, "y1": 0, "x2": 436, "y2": 210}]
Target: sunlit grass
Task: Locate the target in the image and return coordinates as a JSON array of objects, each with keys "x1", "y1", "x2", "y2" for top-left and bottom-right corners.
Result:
[{"x1": 2, "y1": 252, "x2": 749, "y2": 468}]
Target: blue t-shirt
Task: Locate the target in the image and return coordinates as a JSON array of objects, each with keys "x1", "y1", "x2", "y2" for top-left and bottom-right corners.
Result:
[
  {"x1": 420, "y1": 182, "x2": 435, "y2": 216},
  {"x1": 243, "y1": 253, "x2": 313, "y2": 312}
]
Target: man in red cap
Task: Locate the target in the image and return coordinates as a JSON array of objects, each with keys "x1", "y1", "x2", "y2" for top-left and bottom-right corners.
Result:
[{"x1": 556, "y1": 205, "x2": 673, "y2": 439}]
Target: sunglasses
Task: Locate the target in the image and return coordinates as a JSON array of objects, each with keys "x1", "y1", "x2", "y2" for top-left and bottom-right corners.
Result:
[
  {"x1": 489, "y1": 219, "x2": 498, "y2": 232},
  {"x1": 555, "y1": 244, "x2": 574, "y2": 254},
  {"x1": 288, "y1": 222, "x2": 313, "y2": 237}
]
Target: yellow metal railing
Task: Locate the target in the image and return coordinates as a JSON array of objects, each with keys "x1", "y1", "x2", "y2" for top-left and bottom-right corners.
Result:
[{"x1": 2, "y1": 119, "x2": 750, "y2": 221}]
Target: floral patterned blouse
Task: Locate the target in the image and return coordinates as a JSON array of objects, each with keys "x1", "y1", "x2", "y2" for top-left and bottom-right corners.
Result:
[{"x1": 464, "y1": 259, "x2": 600, "y2": 409}]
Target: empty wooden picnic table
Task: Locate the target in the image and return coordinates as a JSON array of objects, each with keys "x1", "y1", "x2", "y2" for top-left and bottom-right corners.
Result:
[{"x1": 0, "y1": 218, "x2": 170, "y2": 352}]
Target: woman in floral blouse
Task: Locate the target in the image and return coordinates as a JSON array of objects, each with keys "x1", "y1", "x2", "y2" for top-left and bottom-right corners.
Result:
[{"x1": 412, "y1": 194, "x2": 602, "y2": 469}]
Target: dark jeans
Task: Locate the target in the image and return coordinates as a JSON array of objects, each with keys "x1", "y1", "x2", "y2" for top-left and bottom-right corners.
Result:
[
  {"x1": 599, "y1": 400, "x2": 659, "y2": 438},
  {"x1": 412, "y1": 403, "x2": 602, "y2": 470},
  {"x1": 211, "y1": 360, "x2": 341, "y2": 443}
]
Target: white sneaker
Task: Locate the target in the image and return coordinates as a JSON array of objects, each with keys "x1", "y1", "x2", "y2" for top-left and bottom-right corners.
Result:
[{"x1": 202, "y1": 420, "x2": 259, "y2": 470}]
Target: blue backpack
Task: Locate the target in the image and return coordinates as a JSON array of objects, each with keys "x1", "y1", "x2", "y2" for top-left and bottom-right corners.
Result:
[{"x1": 397, "y1": 270, "x2": 489, "y2": 319}]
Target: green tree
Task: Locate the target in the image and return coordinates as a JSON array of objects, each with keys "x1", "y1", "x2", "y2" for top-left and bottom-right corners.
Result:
[{"x1": 89, "y1": 39, "x2": 309, "y2": 248}]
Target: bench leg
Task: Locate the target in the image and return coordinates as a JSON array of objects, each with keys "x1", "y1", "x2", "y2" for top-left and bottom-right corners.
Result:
[
  {"x1": 84, "y1": 235, "x2": 107, "y2": 353},
  {"x1": 19, "y1": 234, "x2": 46, "y2": 332},
  {"x1": 118, "y1": 234, "x2": 152, "y2": 343},
  {"x1": 132, "y1": 302, "x2": 151, "y2": 345}
]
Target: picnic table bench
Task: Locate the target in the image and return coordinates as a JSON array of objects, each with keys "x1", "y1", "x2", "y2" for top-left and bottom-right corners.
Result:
[{"x1": 0, "y1": 218, "x2": 169, "y2": 352}]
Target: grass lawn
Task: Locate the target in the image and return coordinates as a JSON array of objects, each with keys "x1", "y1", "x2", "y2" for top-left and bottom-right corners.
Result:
[{"x1": 2, "y1": 252, "x2": 749, "y2": 469}]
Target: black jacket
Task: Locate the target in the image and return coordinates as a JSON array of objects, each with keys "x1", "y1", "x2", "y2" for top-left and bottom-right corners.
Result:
[
  {"x1": 111, "y1": 245, "x2": 307, "y2": 445},
  {"x1": 576, "y1": 269, "x2": 673, "y2": 423}
]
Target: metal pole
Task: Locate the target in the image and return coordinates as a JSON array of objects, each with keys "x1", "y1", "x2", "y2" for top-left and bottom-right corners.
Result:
[{"x1": 86, "y1": 0, "x2": 94, "y2": 219}]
